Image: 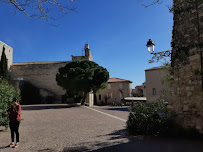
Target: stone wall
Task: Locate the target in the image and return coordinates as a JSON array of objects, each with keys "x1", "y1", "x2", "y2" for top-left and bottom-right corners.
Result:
[
  {"x1": 170, "y1": 0, "x2": 203, "y2": 132},
  {"x1": 0, "y1": 41, "x2": 13, "y2": 69},
  {"x1": 72, "y1": 56, "x2": 89, "y2": 61},
  {"x1": 10, "y1": 61, "x2": 68, "y2": 100}
]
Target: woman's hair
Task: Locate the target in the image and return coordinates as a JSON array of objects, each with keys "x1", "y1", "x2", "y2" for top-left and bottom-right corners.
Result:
[
  {"x1": 12, "y1": 98, "x2": 19, "y2": 105},
  {"x1": 12, "y1": 98, "x2": 18, "y2": 102}
]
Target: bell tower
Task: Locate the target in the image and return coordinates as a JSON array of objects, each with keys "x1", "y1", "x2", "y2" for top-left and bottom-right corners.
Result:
[{"x1": 72, "y1": 44, "x2": 93, "y2": 61}]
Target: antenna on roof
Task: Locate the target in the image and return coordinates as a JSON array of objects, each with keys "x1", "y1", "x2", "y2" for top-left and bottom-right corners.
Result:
[{"x1": 82, "y1": 48, "x2": 84, "y2": 56}]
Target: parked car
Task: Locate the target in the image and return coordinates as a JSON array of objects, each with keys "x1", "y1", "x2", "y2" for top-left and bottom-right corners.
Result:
[{"x1": 112, "y1": 101, "x2": 127, "y2": 106}]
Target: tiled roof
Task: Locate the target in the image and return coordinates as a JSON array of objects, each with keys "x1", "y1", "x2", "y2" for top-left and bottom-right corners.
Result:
[
  {"x1": 135, "y1": 85, "x2": 143, "y2": 88},
  {"x1": 108, "y1": 78, "x2": 132, "y2": 83},
  {"x1": 145, "y1": 66, "x2": 164, "y2": 71},
  {"x1": 12, "y1": 61, "x2": 69, "y2": 65}
]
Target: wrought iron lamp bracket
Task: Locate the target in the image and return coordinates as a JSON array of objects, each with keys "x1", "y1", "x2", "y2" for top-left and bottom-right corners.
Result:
[{"x1": 150, "y1": 50, "x2": 171, "y2": 57}]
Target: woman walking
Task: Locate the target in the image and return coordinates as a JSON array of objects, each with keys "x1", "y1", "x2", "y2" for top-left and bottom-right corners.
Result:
[{"x1": 8, "y1": 98, "x2": 21, "y2": 148}]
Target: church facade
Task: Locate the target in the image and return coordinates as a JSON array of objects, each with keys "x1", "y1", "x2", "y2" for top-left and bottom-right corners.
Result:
[{"x1": 1, "y1": 41, "x2": 93, "y2": 104}]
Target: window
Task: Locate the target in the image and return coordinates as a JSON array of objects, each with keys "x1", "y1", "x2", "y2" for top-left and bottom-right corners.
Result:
[
  {"x1": 153, "y1": 88, "x2": 156, "y2": 95},
  {"x1": 107, "y1": 93, "x2": 112, "y2": 98},
  {"x1": 119, "y1": 83, "x2": 123, "y2": 89},
  {"x1": 99, "y1": 94, "x2": 102, "y2": 100},
  {"x1": 108, "y1": 84, "x2": 111, "y2": 89}
]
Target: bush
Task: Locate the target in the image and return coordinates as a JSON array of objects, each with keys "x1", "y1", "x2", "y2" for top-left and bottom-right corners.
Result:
[
  {"x1": 127, "y1": 101, "x2": 170, "y2": 136},
  {"x1": 0, "y1": 77, "x2": 20, "y2": 128}
]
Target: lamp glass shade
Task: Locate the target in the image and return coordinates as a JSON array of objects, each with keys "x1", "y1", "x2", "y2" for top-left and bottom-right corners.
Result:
[{"x1": 147, "y1": 45, "x2": 155, "y2": 53}]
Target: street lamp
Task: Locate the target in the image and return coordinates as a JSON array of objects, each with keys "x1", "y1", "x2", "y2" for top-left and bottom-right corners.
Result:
[
  {"x1": 146, "y1": 39, "x2": 155, "y2": 53},
  {"x1": 146, "y1": 39, "x2": 171, "y2": 57}
]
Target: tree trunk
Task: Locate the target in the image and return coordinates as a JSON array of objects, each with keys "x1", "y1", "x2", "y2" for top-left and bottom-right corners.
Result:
[{"x1": 81, "y1": 92, "x2": 88, "y2": 105}]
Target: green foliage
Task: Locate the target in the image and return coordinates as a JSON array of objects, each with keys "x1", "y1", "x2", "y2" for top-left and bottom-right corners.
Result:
[
  {"x1": 161, "y1": 63, "x2": 171, "y2": 85},
  {"x1": 0, "y1": 47, "x2": 8, "y2": 79},
  {"x1": 127, "y1": 101, "x2": 170, "y2": 136},
  {"x1": 171, "y1": 46, "x2": 190, "y2": 67},
  {"x1": 56, "y1": 60, "x2": 109, "y2": 104},
  {"x1": 0, "y1": 78, "x2": 20, "y2": 128},
  {"x1": 20, "y1": 81, "x2": 41, "y2": 104},
  {"x1": 70, "y1": 92, "x2": 83, "y2": 103},
  {"x1": 45, "y1": 96, "x2": 56, "y2": 104}
]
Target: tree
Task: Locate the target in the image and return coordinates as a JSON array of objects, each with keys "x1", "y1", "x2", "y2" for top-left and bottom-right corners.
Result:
[
  {"x1": 56, "y1": 60, "x2": 109, "y2": 105},
  {"x1": 2, "y1": 0, "x2": 76, "y2": 25},
  {"x1": 0, "y1": 46, "x2": 8, "y2": 79},
  {"x1": 2, "y1": 0, "x2": 165, "y2": 26},
  {"x1": 139, "y1": 0, "x2": 163, "y2": 8},
  {"x1": 0, "y1": 78, "x2": 20, "y2": 128}
]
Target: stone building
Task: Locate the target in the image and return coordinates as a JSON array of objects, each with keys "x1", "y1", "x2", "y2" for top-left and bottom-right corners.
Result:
[
  {"x1": 8, "y1": 43, "x2": 93, "y2": 104},
  {"x1": 96, "y1": 78, "x2": 132, "y2": 105},
  {"x1": 145, "y1": 66, "x2": 169, "y2": 103},
  {"x1": 170, "y1": 0, "x2": 203, "y2": 132},
  {"x1": 132, "y1": 84, "x2": 146, "y2": 97},
  {"x1": 142, "y1": 82, "x2": 146, "y2": 97},
  {"x1": 71, "y1": 44, "x2": 93, "y2": 61},
  {"x1": 0, "y1": 41, "x2": 13, "y2": 69},
  {"x1": 10, "y1": 61, "x2": 68, "y2": 101}
]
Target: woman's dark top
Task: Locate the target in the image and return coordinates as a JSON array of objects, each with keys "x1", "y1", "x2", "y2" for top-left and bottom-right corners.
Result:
[{"x1": 8, "y1": 105, "x2": 21, "y2": 122}]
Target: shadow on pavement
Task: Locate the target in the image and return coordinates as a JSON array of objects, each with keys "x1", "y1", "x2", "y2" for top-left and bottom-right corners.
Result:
[
  {"x1": 0, "y1": 129, "x2": 8, "y2": 132},
  {"x1": 105, "y1": 107, "x2": 130, "y2": 112},
  {"x1": 38, "y1": 148, "x2": 58, "y2": 152},
  {"x1": 0, "y1": 145, "x2": 11, "y2": 150},
  {"x1": 92, "y1": 137, "x2": 203, "y2": 152},
  {"x1": 62, "y1": 129, "x2": 203, "y2": 152},
  {"x1": 62, "y1": 146, "x2": 89, "y2": 152},
  {"x1": 22, "y1": 104, "x2": 80, "y2": 111}
]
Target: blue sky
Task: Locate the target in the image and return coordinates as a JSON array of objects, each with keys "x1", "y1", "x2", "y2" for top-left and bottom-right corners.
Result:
[{"x1": 0, "y1": 0, "x2": 173, "y2": 88}]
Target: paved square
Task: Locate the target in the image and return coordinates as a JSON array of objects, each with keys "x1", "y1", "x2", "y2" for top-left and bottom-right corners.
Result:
[
  {"x1": 0, "y1": 104, "x2": 129, "y2": 152},
  {"x1": 1, "y1": 104, "x2": 203, "y2": 152}
]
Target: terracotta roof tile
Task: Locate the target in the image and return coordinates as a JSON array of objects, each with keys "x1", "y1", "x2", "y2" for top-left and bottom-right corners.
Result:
[
  {"x1": 12, "y1": 61, "x2": 69, "y2": 65},
  {"x1": 108, "y1": 78, "x2": 132, "y2": 83}
]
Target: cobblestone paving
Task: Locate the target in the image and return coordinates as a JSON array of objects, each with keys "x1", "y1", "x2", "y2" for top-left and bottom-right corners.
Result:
[
  {"x1": 0, "y1": 104, "x2": 129, "y2": 152},
  {"x1": 1, "y1": 104, "x2": 203, "y2": 152}
]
